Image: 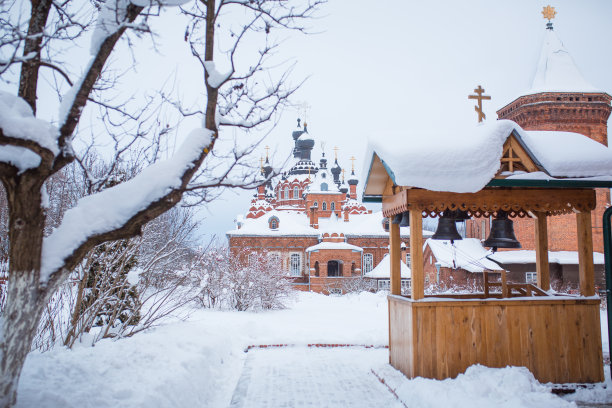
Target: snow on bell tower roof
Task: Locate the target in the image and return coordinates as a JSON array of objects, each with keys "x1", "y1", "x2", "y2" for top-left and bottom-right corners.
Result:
[{"x1": 527, "y1": 25, "x2": 600, "y2": 94}]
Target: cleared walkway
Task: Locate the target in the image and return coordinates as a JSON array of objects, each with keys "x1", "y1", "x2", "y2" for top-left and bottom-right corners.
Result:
[{"x1": 229, "y1": 347, "x2": 404, "y2": 408}]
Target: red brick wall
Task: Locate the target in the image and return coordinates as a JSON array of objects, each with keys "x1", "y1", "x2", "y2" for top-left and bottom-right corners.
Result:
[
  {"x1": 305, "y1": 192, "x2": 345, "y2": 218},
  {"x1": 308, "y1": 249, "x2": 361, "y2": 278}
]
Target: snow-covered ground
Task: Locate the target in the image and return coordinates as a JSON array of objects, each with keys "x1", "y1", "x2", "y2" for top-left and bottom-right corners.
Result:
[{"x1": 16, "y1": 292, "x2": 612, "y2": 407}]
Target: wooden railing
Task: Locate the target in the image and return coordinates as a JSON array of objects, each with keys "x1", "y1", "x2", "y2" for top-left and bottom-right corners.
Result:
[{"x1": 483, "y1": 270, "x2": 549, "y2": 298}]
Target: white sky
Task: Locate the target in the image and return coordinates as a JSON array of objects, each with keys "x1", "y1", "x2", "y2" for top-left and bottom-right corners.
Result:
[
  {"x1": 4, "y1": 0, "x2": 612, "y2": 242},
  {"x1": 198, "y1": 0, "x2": 612, "y2": 240}
]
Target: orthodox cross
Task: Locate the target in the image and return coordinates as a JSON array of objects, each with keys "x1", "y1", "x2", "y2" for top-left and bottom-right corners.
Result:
[
  {"x1": 334, "y1": 146, "x2": 339, "y2": 160},
  {"x1": 265, "y1": 145, "x2": 270, "y2": 159},
  {"x1": 299, "y1": 102, "x2": 311, "y2": 123},
  {"x1": 350, "y1": 156, "x2": 356, "y2": 171},
  {"x1": 342, "y1": 169, "x2": 345, "y2": 182},
  {"x1": 468, "y1": 85, "x2": 491, "y2": 123},
  {"x1": 260, "y1": 157, "x2": 264, "y2": 174}
]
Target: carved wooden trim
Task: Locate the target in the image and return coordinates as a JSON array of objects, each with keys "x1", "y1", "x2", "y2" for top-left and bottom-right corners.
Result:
[
  {"x1": 496, "y1": 135, "x2": 539, "y2": 176},
  {"x1": 382, "y1": 188, "x2": 596, "y2": 218}
]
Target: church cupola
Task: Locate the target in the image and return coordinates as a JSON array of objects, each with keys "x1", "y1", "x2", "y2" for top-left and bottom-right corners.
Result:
[
  {"x1": 319, "y1": 151, "x2": 328, "y2": 169},
  {"x1": 497, "y1": 6, "x2": 611, "y2": 145},
  {"x1": 292, "y1": 118, "x2": 307, "y2": 158}
]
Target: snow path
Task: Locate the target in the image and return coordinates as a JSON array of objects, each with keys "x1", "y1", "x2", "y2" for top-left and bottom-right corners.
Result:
[{"x1": 229, "y1": 347, "x2": 404, "y2": 408}]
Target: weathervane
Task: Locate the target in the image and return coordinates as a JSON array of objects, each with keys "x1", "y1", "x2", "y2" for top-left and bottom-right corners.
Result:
[
  {"x1": 468, "y1": 85, "x2": 491, "y2": 123},
  {"x1": 542, "y1": 5, "x2": 556, "y2": 29}
]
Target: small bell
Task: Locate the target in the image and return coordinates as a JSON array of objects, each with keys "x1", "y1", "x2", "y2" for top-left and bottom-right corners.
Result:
[
  {"x1": 432, "y1": 210, "x2": 462, "y2": 241},
  {"x1": 399, "y1": 212, "x2": 410, "y2": 227},
  {"x1": 483, "y1": 210, "x2": 521, "y2": 250},
  {"x1": 392, "y1": 213, "x2": 403, "y2": 224}
]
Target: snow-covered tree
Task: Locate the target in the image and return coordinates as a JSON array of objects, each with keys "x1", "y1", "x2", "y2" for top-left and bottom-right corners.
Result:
[{"x1": 0, "y1": 0, "x2": 322, "y2": 404}]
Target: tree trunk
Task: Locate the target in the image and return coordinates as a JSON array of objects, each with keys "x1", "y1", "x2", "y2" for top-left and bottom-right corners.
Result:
[{"x1": 0, "y1": 179, "x2": 47, "y2": 407}]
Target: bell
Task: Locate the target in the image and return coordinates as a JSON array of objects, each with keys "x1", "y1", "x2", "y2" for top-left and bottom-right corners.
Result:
[
  {"x1": 392, "y1": 213, "x2": 403, "y2": 224},
  {"x1": 432, "y1": 211, "x2": 462, "y2": 241},
  {"x1": 399, "y1": 212, "x2": 410, "y2": 227},
  {"x1": 452, "y1": 210, "x2": 470, "y2": 222},
  {"x1": 483, "y1": 210, "x2": 521, "y2": 250}
]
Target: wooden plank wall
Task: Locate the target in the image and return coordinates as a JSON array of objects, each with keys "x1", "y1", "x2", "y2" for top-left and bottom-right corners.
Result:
[{"x1": 389, "y1": 296, "x2": 604, "y2": 384}]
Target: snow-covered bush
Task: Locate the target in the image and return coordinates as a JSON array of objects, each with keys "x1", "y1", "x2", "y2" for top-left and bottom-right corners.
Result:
[{"x1": 194, "y1": 246, "x2": 293, "y2": 311}]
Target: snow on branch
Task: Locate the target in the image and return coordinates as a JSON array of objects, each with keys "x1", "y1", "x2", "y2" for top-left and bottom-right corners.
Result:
[
  {"x1": 0, "y1": 91, "x2": 60, "y2": 158},
  {"x1": 40, "y1": 128, "x2": 213, "y2": 284}
]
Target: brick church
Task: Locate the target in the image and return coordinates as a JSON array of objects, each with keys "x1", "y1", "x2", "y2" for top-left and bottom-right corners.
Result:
[{"x1": 226, "y1": 121, "x2": 433, "y2": 294}]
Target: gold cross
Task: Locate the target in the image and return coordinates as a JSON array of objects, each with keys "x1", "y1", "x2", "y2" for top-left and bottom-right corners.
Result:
[
  {"x1": 468, "y1": 85, "x2": 491, "y2": 123},
  {"x1": 350, "y1": 156, "x2": 356, "y2": 171},
  {"x1": 333, "y1": 146, "x2": 339, "y2": 160},
  {"x1": 542, "y1": 5, "x2": 556, "y2": 21},
  {"x1": 342, "y1": 169, "x2": 345, "y2": 182},
  {"x1": 265, "y1": 145, "x2": 270, "y2": 159},
  {"x1": 260, "y1": 157, "x2": 264, "y2": 173},
  {"x1": 299, "y1": 102, "x2": 311, "y2": 122}
]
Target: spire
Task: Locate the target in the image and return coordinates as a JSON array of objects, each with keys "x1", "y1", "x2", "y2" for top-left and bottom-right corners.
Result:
[{"x1": 529, "y1": 12, "x2": 599, "y2": 94}]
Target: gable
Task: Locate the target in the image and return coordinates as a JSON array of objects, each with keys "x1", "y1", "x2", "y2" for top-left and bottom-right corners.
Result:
[{"x1": 495, "y1": 133, "x2": 541, "y2": 177}]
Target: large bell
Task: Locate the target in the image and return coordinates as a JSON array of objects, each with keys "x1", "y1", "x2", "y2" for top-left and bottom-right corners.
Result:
[
  {"x1": 483, "y1": 210, "x2": 521, "y2": 250},
  {"x1": 392, "y1": 213, "x2": 403, "y2": 224},
  {"x1": 432, "y1": 211, "x2": 462, "y2": 241}
]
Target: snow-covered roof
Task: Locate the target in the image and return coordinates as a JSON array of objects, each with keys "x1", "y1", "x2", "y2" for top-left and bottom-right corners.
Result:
[
  {"x1": 306, "y1": 242, "x2": 363, "y2": 252},
  {"x1": 364, "y1": 120, "x2": 612, "y2": 194},
  {"x1": 490, "y1": 250, "x2": 605, "y2": 265},
  {"x1": 227, "y1": 210, "x2": 318, "y2": 237},
  {"x1": 528, "y1": 29, "x2": 600, "y2": 95},
  {"x1": 518, "y1": 131, "x2": 612, "y2": 178},
  {"x1": 227, "y1": 209, "x2": 435, "y2": 238},
  {"x1": 364, "y1": 254, "x2": 411, "y2": 279},
  {"x1": 426, "y1": 238, "x2": 503, "y2": 273}
]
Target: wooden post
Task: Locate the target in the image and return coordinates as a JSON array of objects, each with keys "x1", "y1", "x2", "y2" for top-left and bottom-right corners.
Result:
[
  {"x1": 577, "y1": 211, "x2": 595, "y2": 296},
  {"x1": 410, "y1": 210, "x2": 424, "y2": 300},
  {"x1": 534, "y1": 212, "x2": 550, "y2": 291},
  {"x1": 501, "y1": 269, "x2": 509, "y2": 298},
  {"x1": 390, "y1": 219, "x2": 401, "y2": 295}
]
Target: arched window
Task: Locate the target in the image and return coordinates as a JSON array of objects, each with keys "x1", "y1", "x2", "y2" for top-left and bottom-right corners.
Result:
[
  {"x1": 278, "y1": 189, "x2": 282, "y2": 200},
  {"x1": 330, "y1": 202, "x2": 335, "y2": 211},
  {"x1": 290, "y1": 253, "x2": 301, "y2": 276},
  {"x1": 382, "y1": 217, "x2": 389, "y2": 232},
  {"x1": 363, "y1": 253, "x2": 373, "y2": 274},
  {"x1": 313, "y1": 201, "x2": 318, "y2": 208},
  {"x1": 293, "y1": 186, "x2": 299, "y2": 198},
  {"x1": 284, "y1": 187, "x2": 289, "y2": 200},
  {"x1": 322, "y1": 202, "x2": 327, "y2": 211},
  {"x1": 268, "y1": 216, "x2": 279, "y2": 230},
  {"x1": 321, "y1": 183, "x2": 328, "y2": 191}
]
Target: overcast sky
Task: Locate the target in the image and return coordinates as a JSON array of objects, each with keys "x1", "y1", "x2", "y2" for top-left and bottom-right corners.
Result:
[
  {"x1": 190, "y1": 0, "x2": 612, "y2": 240},
  {"x1": 5, "y1": 0, "x2": 612, "y2": 242}
]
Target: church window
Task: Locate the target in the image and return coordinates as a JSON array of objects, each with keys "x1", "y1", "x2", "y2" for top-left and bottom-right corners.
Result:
[
  {"x1": 363, "y1": 253, "x2": 373, "y2": 274},
  {"x1": 278, "y1": 189, "x2": 282, "y2": 200},
  {"x1": 322, "y1": 202, "x2": 327, "y2": 210},
  {"x1": 248, "y1": 253, "x2": 257, "y2": 265},
  {"x1": 331, "y1": 202, "x2": 335, "y2": 211},
  {"x1": 290, "y1": 253, "x2": 302, "y2": 276},
  {"x1": 313, "y1": 201, "x2": 318, "y2": 208},
  {"x1": 284, "y1": 187, "x2": 289, "y2": 199},
  {"x1": 382, "y1": 218, "x2": 389, "y2": 232},
  {"x1": 406, "y1": 254, "x2": 411, "y2": 267},
  {"x1": 268, "y1": 216, "x2": 279, "y2": 230},
  {"x1": 321, "y1": 182, "x2": 328, "y2": 191},
  {"x1": 293, "y1": 186, "x2": 299, "y2": 198}
]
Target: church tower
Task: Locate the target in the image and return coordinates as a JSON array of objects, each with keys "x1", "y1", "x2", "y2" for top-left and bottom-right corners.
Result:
[{"x1": 497, "y1": 8, "x2": 612, "y2": 253}]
